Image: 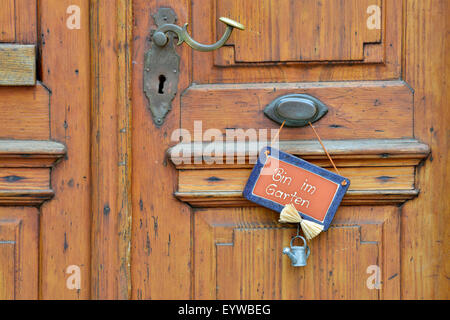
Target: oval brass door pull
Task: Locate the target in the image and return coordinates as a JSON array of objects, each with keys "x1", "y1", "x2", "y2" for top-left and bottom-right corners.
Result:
[
  {"x1": 264, "y1": 94, "x2": 329, "y2": 127},
  {"x1": 153, "y1": 17, "x2": 245, "y2": 52}
]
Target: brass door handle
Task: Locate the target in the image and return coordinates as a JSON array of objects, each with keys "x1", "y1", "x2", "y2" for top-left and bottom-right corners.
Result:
[
  {"x1": 153, "y1": 17, "x2": 245, "y2": 52},
  {"x1": 144, "y1": 9, "x2": 245, "y2": 127}
]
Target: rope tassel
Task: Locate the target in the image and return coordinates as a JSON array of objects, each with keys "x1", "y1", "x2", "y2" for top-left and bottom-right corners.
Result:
[{"x1": 279, "y1": 204, "x2": 323, "y2": 240}]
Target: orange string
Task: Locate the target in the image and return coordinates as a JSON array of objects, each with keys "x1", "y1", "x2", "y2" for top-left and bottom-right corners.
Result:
[
  {"x1": 264, "y1": 120, "x2": 347, "y2": 186},
  {"x1": 265, "y1": 120, "x2": 285, "y2": 156},
  {"x1": 308, "y1": 122, "x2": 347, "y2": 186}
]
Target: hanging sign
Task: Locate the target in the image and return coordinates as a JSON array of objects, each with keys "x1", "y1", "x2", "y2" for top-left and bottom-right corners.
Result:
[{"x1": 243, "y1": 146, "x2": 350, "y2": 232}]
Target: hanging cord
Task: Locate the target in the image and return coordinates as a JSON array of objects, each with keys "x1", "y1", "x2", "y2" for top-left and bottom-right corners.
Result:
[
  {"x1": 271, "y1": 121, "x2": 348, "y2": 240},
  {"x1": 308, "y1": 122, "x2": 347, "y2": 186},
  {"x1": 265, "y1": 120, "x2": 286, "y2": 157},
  {"x1": 264, "y1": 120, "x2": 345, "y2": 185}
]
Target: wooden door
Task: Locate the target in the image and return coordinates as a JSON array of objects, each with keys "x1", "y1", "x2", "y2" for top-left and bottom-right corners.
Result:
[
  {"x1": 0, "y1": 0, "x2": 90, "y2": 299},
  {"x1": 0, "y1": 0, "x2": 447, "y2": 300},
  {"x1": 129, "y1": 0, "x2": 447, "y2": 300}
]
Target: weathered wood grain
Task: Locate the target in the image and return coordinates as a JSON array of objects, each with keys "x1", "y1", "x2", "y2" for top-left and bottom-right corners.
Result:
[
  {"x1": 0, "y1": 84, "x2": 50, "y2": 140},
  {"x1": 194, "y1": 206, "x2": 399, "y2": 299},
  {"x1": 14, "y1": 0, "x2": 38, "y2": 44},
  {"x1": 171, "y1": 138, "x2": 428, "y2": 207},
  {"x1": 216, "y1": 0, "x2": 382, "y2": 63},
  {"x1": 0, "y1": 140, "x2": 65, "y2": 205},
  {"x1": 90, "y1": 0, "x2": 133, "y2": 300},
  {"x1": 0, "y1": 0, "x2": 439, "y2": 301},
  {"x1": 0, "y1": 0, "x2": 37, "y2": 43},
  {"x1": 0, "y1": 189, "x2": 54, "y2": 205},
  {"x1": 0, "y1": 140, "x2": 65, "y2": 156},
  {"x1": 169, "y1": 139, "x2": 430, "y2": 169},
  {"x1": 0, "y1": 167, "x2": 49, "y2": 190},
  {"x1": 0, "y1": 139, "x2": 66, "y2": 167},
  {"x1": 178, "y1": 166, "x2": 415, "y2": 191},
  {"x1": 181, "y1": 81, "x2": 413, "y2": 140},
  {"x1": 175, "y1": 190, "x2": 420, "y2": 207},
  {"x1": 39, "y1": 0, "x2": 91, "y2": 299},
  {"x1": 0, "y1": 241, "x2": 15, "y2": 299},
  {"x1": 0, "y1": 0, "x2": 15, "y2": 42},
  {"x1": 131, "y1": 0, "x2": 193, "y2": 300},
  {"x1": 193, "y1": 0, "x2": 402, "y2": 82},
  {"x1": 401, "y1": 0, "x2": 450, "y2": 299},
  {"x1": 0, "y1": 207, "x2": 39, "y2": 299},
  {"x1": 0, "y1": 44, "x2": 36, "y2": 85}
]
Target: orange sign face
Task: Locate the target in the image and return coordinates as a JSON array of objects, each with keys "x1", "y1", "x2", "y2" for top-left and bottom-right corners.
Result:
[
  {"x1": 252, "y1": 156, "x2": 338, "y2": 222},
  {"x1": 243, "y1": 147, "x2": 350, "y2": 230}
]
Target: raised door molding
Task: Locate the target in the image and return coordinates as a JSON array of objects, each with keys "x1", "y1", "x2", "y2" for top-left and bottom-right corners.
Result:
[
  {"x1": 169, "y1": 139, "x2": 430, "y2": 207},
  {"x1": 0, "y1": 140, "x2": 66, "y2": 205}
]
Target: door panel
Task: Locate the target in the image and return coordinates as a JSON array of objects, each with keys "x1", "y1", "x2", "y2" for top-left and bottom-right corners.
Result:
[
  {"x1": 0, "y1": 0, "x2": 37, "y2": 44},
  {"x1": 215, "y1": 0, "x2": 383, "y2": 63},
  {"x1": 0, "y1": 0, "x2": 16, "y2": 42},
  {"x1": 173, "y1": 0, "x2": 406, "y2": 300},
  {"x1": 0, "y1": 0, "x2": 447, "y2": 300},
  {"x1": 131, "y1": 0, "x2": 192, "y2": 300},
  {"x1": 194, "y1": 206, "x2": 399, "y2": 299},
  {"x1": 128, "y1": 0, "x2": 442, "y2": 300},
  {"x1": 181, "y1": 81, "x2": 413, "y2": 140},
  {"x1": 0, "y1": 0, "x2": 42, "y2": 300},
  {"x1": 0, "y1": 86, "x2": 50, "y2": 139},
  {"x1": 193, "y1": 0, "x2": 401, "y2": 82},
  {"x1": 0, "y1": 207, "x2": 38, "y2": 300}
]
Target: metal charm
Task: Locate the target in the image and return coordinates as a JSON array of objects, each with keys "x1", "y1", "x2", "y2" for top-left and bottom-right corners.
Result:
[
  {"x1": 264, "y1": 94, "x2": 329, "y2": 127},
  {"x1": 283, "y1": 235, "x2": 311, "y2": 267},
  {"x1": 144, "y1": 8, "x2": 181, "y2": 126}
]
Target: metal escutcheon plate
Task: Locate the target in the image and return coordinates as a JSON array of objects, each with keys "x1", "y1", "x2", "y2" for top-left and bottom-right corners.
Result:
[{"x1": 264, "y1": 94, "x2": 328, "y2": 127}]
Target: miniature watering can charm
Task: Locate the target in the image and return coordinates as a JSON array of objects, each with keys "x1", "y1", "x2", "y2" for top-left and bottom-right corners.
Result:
[{"x1": 283, "y1": 235, "x2": 310, "y2": 267}]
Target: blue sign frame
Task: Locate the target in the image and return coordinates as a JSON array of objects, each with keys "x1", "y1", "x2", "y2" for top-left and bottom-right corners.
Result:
[{"x1": 243, "y1": 147, "x2": 350, "y2": 231}]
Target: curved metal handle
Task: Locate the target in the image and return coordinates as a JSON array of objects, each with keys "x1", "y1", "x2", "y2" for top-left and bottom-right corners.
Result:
[
  {"x1": 153, "y1": 17, "x2": 245, "y2": 52},
  {"x1": 290, "y1": 235, "x2": 308, "y2": 248}
]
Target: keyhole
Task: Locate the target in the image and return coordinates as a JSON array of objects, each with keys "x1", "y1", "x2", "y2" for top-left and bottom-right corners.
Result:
[{"x1": 158, "y1": 75, "x2": 166, "y2": 94}]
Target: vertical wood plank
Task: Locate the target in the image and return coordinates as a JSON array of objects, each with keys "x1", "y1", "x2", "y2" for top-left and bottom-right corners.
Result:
[
  {"x1": 131, "y1": 0, "x2": 193, "y2": 299},
  {"x1": 116, "y1": 0, "x2": 133, "y2": 301},
  {"x1": 216, "y1": 0, "x2": 382, "y2": 63},
  {"x1": 0, "y1": 207, "x2": 39, "y2": 300},
  {"x1": 0, "y1": 244, "x2": 16, "y2": 299},
  {"x1": 0, "y1": 85, "x2": 49, "y2": 139},
  {"x1": 196, "y1": 206, "x2": 398, "y2": 299},
  {"x1": 402, "y1": 0, "x2": 450, "y2": 299},
  {"x1": 15, "y1": 0, "x2": 37, "y2": 43},
  {"x1": 0, "y1": 0, "x2": 15, "y2": 42},
  {"x1": 193, "y1": 211, "x2": 216, "y2": 299},
  {"x1": 196, "y1": 0, "x2": 401, "y2": 83},
  {"x1": 90, "y1": 0, "x2": 132, "y2": 300},
  {"x1": 39, "y1": 0, "x2": 91, "y2": 299},
  {"x1": 90, "y1": 0, "x2": 119, "y2": 299}
]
